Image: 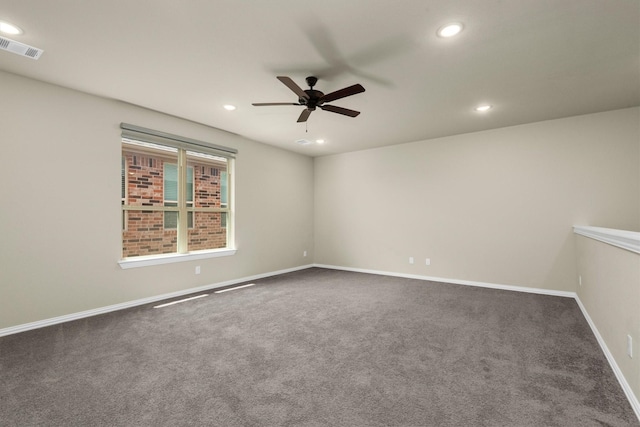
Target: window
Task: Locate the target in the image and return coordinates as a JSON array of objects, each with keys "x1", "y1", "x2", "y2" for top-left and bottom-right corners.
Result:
[{"x1": 120, "y1": 123, "x2": 236, "y2": 263}]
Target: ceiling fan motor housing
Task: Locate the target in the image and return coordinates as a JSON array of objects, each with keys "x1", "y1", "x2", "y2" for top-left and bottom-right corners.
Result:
[{"x1": 300, "y1": 89, "x2": 324, "y2": 109}]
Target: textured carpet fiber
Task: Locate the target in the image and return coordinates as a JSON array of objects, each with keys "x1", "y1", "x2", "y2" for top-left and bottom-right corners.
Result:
[{"x1": 1, "y1": 268, "x2": 638, "y2": 426}]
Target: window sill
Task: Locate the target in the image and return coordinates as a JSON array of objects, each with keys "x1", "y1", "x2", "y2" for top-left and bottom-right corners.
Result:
[
  {"x1": 118, "y1": 248, "x2": 237, "y2": 269},
  {"x1": 573, "y1": 225, "x2": 640, "y2": 254}
]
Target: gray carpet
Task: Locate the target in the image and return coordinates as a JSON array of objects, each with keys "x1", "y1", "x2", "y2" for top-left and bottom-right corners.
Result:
[{"x1": 1, "y1": 268, "x2": 638, "y2": 426}]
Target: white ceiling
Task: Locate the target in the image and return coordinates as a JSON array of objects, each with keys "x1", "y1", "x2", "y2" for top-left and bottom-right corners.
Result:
[{"x1": 1, "y1": 0, "x2": 638, "y2": 156}]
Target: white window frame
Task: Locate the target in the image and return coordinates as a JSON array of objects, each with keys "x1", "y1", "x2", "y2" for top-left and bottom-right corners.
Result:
[{"x1": 118, "y1": 123, "x2": 236, "y2": 269}]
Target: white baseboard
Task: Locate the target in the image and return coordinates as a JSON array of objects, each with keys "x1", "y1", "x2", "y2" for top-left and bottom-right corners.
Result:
[
  {"x1": 313, "y1": 263, "x2": 576, "y2": 298},
  {"x1": 0, "y1": 264, "x2": 314, "y2": 338},
  {"x1": 574, "y1": 297, "x2": 640, "y2": 421},
  {"x1": 0, "y1": 263, "x2": 573, "y2": 337}
]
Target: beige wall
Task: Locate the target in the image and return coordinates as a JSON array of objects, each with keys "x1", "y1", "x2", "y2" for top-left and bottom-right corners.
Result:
[
  {"x1": 1, "y1": 66, "x2": 638, "y2": 354},
  {"x1": 0, "y1": 71, "x2": 314, "y2": 329},
  {"x1": 314, "y1": 107, "x2": 640, "y2": 291},
  {"x1": 575, "y1": 235, "x2": 640, "y2": 404}
]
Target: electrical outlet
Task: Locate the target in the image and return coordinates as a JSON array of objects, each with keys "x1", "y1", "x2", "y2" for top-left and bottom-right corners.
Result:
[
  {"x1": 579, "y1": 275, "x2": 582, "y2": 286},
  {"x1": 628, "y1": 335, "x2": 633, "y2": 358},
  {"x1": 409, "y1": 257, "x2": 414, "y2": 265},
  {"x1": 195, "y1": 266, "x2": 201, "y2": 275},
  {"x1": 425, "y1": 258, "x2": 431, "y2": 266},
  {"x1": 303, "y1": 251, "x2": 307, "y2": 257}
]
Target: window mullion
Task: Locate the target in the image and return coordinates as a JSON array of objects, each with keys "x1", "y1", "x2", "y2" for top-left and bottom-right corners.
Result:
[
  {"x1": 177, "y1": 149, "x2": 189, "y2": 253},
  {"x1": 226, "y1": 162, "x2": 234, "y2": 247}
]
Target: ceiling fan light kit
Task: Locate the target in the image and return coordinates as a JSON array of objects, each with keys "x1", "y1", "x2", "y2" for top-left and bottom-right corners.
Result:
[{"x1": 252, "y1": 76, "x2": 365, "y2": 123}]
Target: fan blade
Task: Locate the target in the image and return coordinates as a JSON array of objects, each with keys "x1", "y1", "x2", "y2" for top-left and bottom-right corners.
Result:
[
  {"x1": 297, "y1": 109, "x2": 312, "y2": 123},
  {"x1": 321, "y1": 84, "x2": 365, "y2": 103},
  {"x1": 319, "y1": 105, "x2": 361, "y2": 117},
  {"x1": 277, "y1": 76, "x2": 310, "y2": 100},
  {"x1": 252, "y1": 103, "x2": 300, "y2": 106}
]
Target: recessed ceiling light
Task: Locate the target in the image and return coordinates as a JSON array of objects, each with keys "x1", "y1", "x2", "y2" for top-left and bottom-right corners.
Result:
[
  {"x1": 223, "y1": 104, "x2": 236, "y2": 111},
  {"x1": 437, "y1": 23, "x2": 463, "y2": 38},
  {"x1": 475, "y1": 104, "x2": 492, "y2": 112},
  {"x1": 316, "y1": 139, "x2": 325, "y2": 144},
  {"x1": 0, "y1": 21, "x2": 23, "y2": 35}
]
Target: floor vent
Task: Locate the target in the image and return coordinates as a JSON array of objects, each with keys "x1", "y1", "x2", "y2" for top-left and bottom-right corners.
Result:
[{"x1": 0, "y1": 36, "x2": 43, "y2": 60}]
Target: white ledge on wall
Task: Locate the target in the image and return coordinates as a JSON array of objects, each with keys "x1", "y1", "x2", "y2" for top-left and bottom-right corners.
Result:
[
  {"x1": 573, "y1": 226, "x2": 640, "y2": 255},
  {"x1": 118, "y1": 248, "x2": 236, "y2": 269}
]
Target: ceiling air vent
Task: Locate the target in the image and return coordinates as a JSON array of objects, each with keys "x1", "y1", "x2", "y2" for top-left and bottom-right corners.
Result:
[
  {"x1": 295, "y1": 139, "x2": 313, "y2": 146},
  {"x1": 0, "y1": 36, "x2": 43, "y2": 60}
]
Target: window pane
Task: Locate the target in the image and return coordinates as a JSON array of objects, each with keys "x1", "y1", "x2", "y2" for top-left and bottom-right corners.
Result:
[
  {"x1": 164, "y1": 210, "x2": 178, "y2": 229},
  {"x1": 123, "y1": 142, "x2": 177, "y2": 208},
  {"x1": 164, "y1": 164, "x2": 178, "y2": 201},
  {"x1": 163, "y1": 164, "x2": 193, "y2": 202},
  {"x1": 188, "y1": 212, "x2": 227, "y2": 251},
  {"x1": 187, "y1": 153, "x2": 228, "y2": 251},
  {"x1": 121, "y1": 156, "x2": 126, "y2": 199},
  {"x1": 221, "y1": 211, "x2": 227, "y2": 228},
  {"x1": 221, "y1": 171, "x2": 228, "y2": 207},
  {"x1": 123, "y1": 142, "x2": 180, "y2": 257},
  {"x1": 187, "y1": 154, "x2": 227, "y2": 208},
  {"x1": 122, "y1": 210, "x2": 177, "y2": 257},
  {"x1": 164, "y1": 208, "x2": 192, "y2": 229},
  {"x1": 187, "y1": 167, "x2": 193, "y2": 202}
]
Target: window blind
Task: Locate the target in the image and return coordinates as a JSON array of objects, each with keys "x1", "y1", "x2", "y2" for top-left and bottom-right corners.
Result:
[{"x1": 120, "y1": 123, "x2": 237, "y2": 159}]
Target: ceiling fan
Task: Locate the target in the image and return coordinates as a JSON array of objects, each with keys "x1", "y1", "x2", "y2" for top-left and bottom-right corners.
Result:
[{"x1": 252, "y1": 76, "x2": 365, "y2": 123}]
